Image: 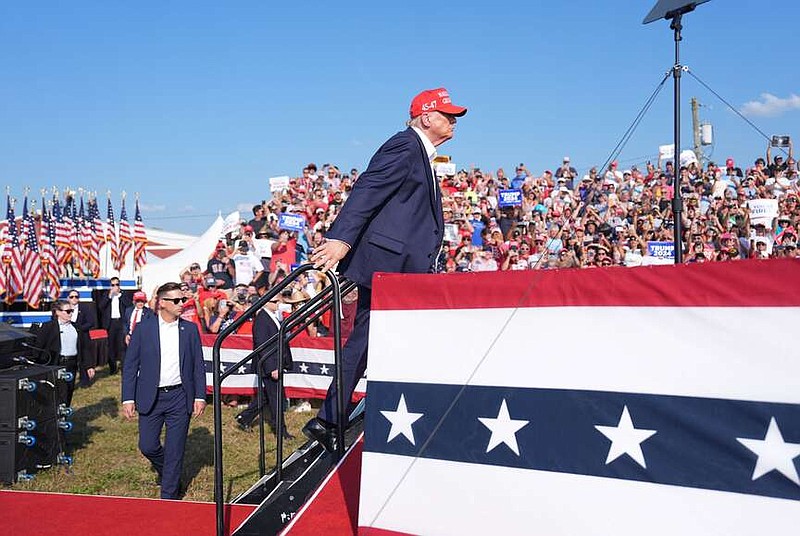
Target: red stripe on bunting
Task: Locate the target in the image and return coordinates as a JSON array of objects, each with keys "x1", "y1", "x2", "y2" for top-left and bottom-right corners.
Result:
[{"x1": 371, "y1": 258, "x2": 800, "y2": 310}]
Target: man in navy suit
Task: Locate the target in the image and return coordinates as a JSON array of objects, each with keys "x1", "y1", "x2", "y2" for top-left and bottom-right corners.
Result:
[
  {"x1": 303, "y1": 87, "x2": 467, "y2": 451},
  {"x1": 235, "y1": 294, "x2": 294, "y2": 438},
  {"x1": 123, "y1": 290, "x2": 155, "y2": 348},
  {"x1": 121, "y1": 282, "x2": 207, "y2": 500}
]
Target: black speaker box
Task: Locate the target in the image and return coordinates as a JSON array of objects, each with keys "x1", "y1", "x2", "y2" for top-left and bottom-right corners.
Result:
[
  {"x1": 0, "y1": 416, "x2": 67, "y2": 483},
  {"x1": 0, "y1": 365, "x2": 70, "y2": 431}
]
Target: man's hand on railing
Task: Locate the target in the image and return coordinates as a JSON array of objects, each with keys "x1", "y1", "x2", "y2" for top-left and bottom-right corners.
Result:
[{"x1": 311, "y1": 239, "x2": 350, "y2": 271}]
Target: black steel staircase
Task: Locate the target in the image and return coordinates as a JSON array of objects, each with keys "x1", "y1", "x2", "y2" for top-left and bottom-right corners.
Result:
[{"x1": 210, "y1": 265, "x2": 357, "y2": 536}]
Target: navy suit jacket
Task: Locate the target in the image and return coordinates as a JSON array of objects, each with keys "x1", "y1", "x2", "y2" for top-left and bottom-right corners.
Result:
[
  {"x1": 122, "y1": 305, "x2": 155, "y2": 335},
  {"x1": 121, "y1": 315, "x2": 206, "y2": 415},
  {"x1": 327, "y1": 128, "x2": 444, "y2": 288},
  {"x1": 74, "y1": 305, "x2": 97, "y2": 333},
  {"x1": 252, "y1": 309, "x2": 293, "y2": 375}
]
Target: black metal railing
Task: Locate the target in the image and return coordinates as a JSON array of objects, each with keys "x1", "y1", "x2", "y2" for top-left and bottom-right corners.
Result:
[{"x1": 211, "y1": 264, "x2": 351, "y2": 536}]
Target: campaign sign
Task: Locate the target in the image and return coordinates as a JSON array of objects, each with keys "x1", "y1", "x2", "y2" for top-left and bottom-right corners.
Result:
[
  {"x1": 279, "y1": 213, "x2": 306, "y2": 232},
  {"x1": 498, "y1": 189, "x2": 523, "y2": 207},
  {"x1": 444, "y1": 223, "x2": 459, "y2": 243},
  {"x1": 435, "y1": 162, "x2": 457, "y2": 177},
  {"x1": 748, "y1": 199, "x2": 779, "y2": 227},
  {"x1": 269, "y1": 175, "x2": 290, "y2": 192},
  {"x1": 647, "y1": 241, "x2": 674, "y2": 260}
]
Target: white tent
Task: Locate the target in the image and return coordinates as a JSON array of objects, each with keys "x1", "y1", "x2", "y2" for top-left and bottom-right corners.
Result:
[{"x1": 139, "y1": 212, "x2": 231, "y2": 296}]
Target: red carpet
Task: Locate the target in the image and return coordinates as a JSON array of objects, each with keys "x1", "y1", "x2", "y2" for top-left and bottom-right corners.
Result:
[
  {"x1": 283, "y1": 436, "x2": 364, "y2": 535},
  {"x1": 0, "y1": 490, "x2": 255, "y2": 536}
]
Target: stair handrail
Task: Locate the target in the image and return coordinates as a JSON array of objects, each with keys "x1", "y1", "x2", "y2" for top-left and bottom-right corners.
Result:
[
  {"x1": 254, "y1": 278, "x2": 357, "y2": 478},
  {"x1": 211, "y1": 264, "x2": 349, "y2": 536}
]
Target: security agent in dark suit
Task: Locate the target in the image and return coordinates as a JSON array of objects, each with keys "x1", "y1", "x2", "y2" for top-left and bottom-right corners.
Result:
[
  {"x1": 303, "y1": 87, "x2": 467, "y2": 451},
  {"x1": 121, "y1": 282, "x2": 207, "y2": 500},
  {"x1": 235, "y1": 294, "x2": 294, "y2": 438},
  {"x1": 98, "y1": 276, "x2": 133, "y2": 375},
  {"x1": 65, "y1": 289, "x2": 98, "y2": 386},
  {"x1": 35, "y1": 300, "x2": 97, "y2": 406}
]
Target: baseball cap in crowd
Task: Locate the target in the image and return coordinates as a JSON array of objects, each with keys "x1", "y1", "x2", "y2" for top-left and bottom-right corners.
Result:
[
  {"x1": 563, "y1": 156, "x2": 570, "y2": 162},
  {"x1": 238, "y1": 240, "x2": 248, "y2": 249},
  {"x1": 215, "y1": 242, "x2": 226, "y2": 250},
  {"x1": 409, "y1": 87, "x2": 468, "y2": 118},
  {"x1": 133, "y1": 291, "x2": 147, "y2": 303},
  {"x1": 726, "y1": 158, "x2": 735, "y2": 168},
  {"x1": 205, "y1": 276, "x2": 217, "y2": 287},
  {"x1": 244, "y1": 225, "x2": 253, "y2": 232},
  {"x1": 190, "y1": 262, "x2": 201, "y2": 270}
]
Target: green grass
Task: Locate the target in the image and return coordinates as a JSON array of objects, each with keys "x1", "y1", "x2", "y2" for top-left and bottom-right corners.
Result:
[{"x1": 10, "y1": 368, "x2": 310, "y2": 502}]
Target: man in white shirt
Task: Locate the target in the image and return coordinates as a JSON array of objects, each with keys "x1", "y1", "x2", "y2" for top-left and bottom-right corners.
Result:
[
  {"x1": 231, "y1": 240, "x2": 263, "y2": 286},
  {"x1": 122, "y1": 282, "x2": 207, "y2": 500},
  {"x1": 99, "y1": 277, "x2": 132, "y2": 375}
]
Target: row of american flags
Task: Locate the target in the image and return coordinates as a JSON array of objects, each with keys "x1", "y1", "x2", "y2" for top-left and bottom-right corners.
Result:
[{"x1": 0, "y1": 190, "x2": 148, "y2": 309}]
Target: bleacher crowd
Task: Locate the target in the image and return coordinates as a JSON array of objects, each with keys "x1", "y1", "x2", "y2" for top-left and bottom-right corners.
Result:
[{"x1": 162, "y1": 142, "x2": 800, "y2": 332}]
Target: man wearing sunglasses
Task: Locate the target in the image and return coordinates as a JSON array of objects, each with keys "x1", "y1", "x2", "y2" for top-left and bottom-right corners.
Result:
[
  {"x1": 35, "y1": 300, "x2": 96, "y2": 406},
  {"x1": 64, "y1": 288, "x2": 98, "y2": 387},
  {"x1": 122, "y1": 282, "x2": 207, "y2": 500},
  {"x1": 99, "y1": 277, "x2": 132, "y2": 375}
]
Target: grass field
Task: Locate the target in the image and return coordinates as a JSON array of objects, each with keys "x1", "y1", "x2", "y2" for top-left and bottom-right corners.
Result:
[{"x1": 9, "y1": 367, "x2": 311, "y2": 502}]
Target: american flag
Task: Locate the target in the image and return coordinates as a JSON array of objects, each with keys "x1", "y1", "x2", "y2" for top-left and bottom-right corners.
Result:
[
  {"x1": 66, "y1": 196, "x2": 81, "y2": 274},
  {"x1": 107, "y1": 196, "x2": 119, "y2": 270},
  {"x1": 3, "y1": 197, "x2": 23, "y2": 304},
  {"x1": 0, "y1": 199, "x2": 7, "y2": 298},
  {"x1": 116, "y1": 198, "x2": 132, "y2": 271},
  {"x1": 40, "y1": 198, "x2": 61, "y2": 300},
  {"x1": 20, "y1": 196, "x2": 43, "y2": 309},
  {"x1": 78, "y1": 197, "x2": 93, "y2": 276},
  {"x1": 358, "y1": 262, "x2": 800, "y2": 535},
  {"x1": 133, "y1": 198, "x2": 147, "y2": 270},
  {"x1": 53, "y1": 195, "x2": 71, "y2": 265},
  {"x1": 87, "y1": 197, "x2": 102, "y2": 277}
]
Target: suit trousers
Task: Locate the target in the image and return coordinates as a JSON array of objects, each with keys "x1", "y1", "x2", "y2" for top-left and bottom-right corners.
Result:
[
  {"x1": 137, "y1": 386, "x2": 191, "y2": 500},
  {"x1": 238, "y1": 374, "x2": 281, "y2": 431},
  {"x1": 107, "y1": 318, "x2": 125, "y2": 372},
  {"x1": 58, "y1": 357, "x2": 78, "y2": 407},
  {"x1": 319, "y1": 285, "x2": 371, "y2": 425}
]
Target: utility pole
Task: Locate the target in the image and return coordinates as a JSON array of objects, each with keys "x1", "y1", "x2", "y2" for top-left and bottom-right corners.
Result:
[{"x1": 691, "y1": 97, "x2": 703, "y2": 164}]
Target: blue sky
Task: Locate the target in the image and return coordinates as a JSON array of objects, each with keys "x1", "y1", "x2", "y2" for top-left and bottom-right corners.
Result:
[{"x1": 1, "y1": 1, "x2": 797, "y2": 235}]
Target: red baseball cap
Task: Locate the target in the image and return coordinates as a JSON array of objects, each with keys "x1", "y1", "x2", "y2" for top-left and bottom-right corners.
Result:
[
  {"x1": 726, "y1": 158, "x2": 735, "y2": 168},
  {"x1": 133, "y1": 291, "x2": 147, "y2": 302},
  {"x1": 409, "y1": 87, "x2": 467, "y2": 118}
]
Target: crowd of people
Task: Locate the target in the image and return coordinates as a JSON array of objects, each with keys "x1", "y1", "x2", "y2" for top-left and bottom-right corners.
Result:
[
  {"x1": 211, "y1": 143, "x2": 797, "y2": 280},
  {"x1": 118, "y1": 142, "x2": 797, "y2": 348}
]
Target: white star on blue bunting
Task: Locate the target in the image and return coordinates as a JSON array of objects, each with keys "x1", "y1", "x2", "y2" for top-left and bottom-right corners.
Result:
[
  {"x1": 381, "y1": 394, "x2": 424, "y2": 445},
  {"x1": 595, "y1": 405, "x2": 657, "y2": 468},
  {"x1": 478, "y1": 399, "x2": 529, "y2": 456},
  {"x1": 737, "y1": 417, "x2": 800, "y2": 486}
]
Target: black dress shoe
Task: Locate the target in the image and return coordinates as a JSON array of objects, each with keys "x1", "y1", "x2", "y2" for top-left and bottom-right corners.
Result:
[
  {"x1": 235, "y1": 414, "x2": 252, "y2": 432},
  {"x1": 282, "y1": 429, "x2": 296, "y2": 440},
  {"x1": 302, "y1": 418, "x2": 337, "y2": 452}
]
